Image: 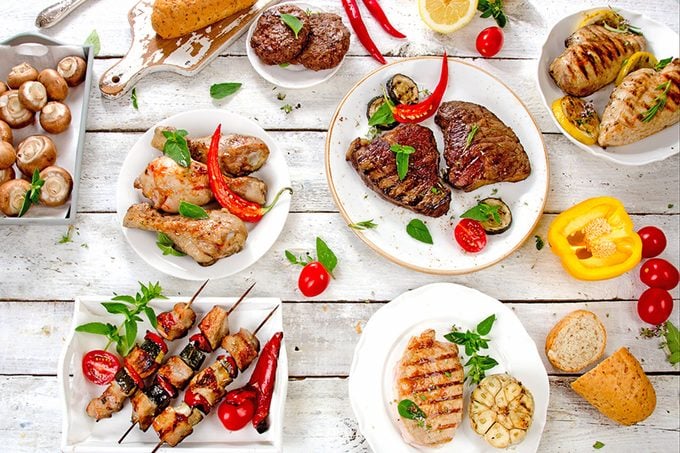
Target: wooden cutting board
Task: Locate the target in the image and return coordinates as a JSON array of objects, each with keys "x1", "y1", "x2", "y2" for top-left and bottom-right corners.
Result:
[{"x1": 99, "y1": 0, "x2": 278, "y2": 99}]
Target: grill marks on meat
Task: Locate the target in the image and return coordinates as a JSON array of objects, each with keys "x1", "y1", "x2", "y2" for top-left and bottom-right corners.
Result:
[
  {"x1": 86, "y1": 381, "x2": 131, "y2": 420},
  {"x1": 198, "y1": 306, "x2": 230, "y2": 351},
  {"x1": 221, "y1": 328, "x2": 261, "y2": 371},
  {"x1": 346, "y1": 124, "x2": 451, "y2": 217},
  {"x1": 395, "y1": 329, "x2": 464, "y2": 447},
  {"x1": 599, "y1": 58, "x2": 680, "y2": 146},
  {"x1": 549, "y1": 25, "x2": 646, "y2": 97},
  {"x1": 157, "y1": 302, "x2": 196, "y2": 341},
  {"x1": 435, "y1": 101, "x2": 531, "y2": 192}
]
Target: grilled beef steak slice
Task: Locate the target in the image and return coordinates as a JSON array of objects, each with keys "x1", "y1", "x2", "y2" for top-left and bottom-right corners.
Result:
[
  {"x1": 346, "y1": 124, "x2": 451, "y2": 217},
  {"x1": 435, "y1": 101, "x2": 531, "y2": 192}
]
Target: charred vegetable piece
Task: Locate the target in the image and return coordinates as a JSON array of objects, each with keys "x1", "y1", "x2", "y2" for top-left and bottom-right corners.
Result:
[
  {"x1": 148, "y1": 382, "x2": 172, "y2": 408},
  {"x1": 479, "y1": 197, "x2": 513, "y2": 234},
  {"x1": 114, "y1": 367, "x2": 137, "y2": 395},
  {"x1": 140, "y1": 338, "x2": 162, "y2": 358},
  {"x1": 366, "y1": 95, "x2": 398, "y2": 130},
  {"x1": 386, "y1": 74, "x2": 419, "y2": 105},
  {"x1": 179, "y1": 342, "x2": 206, "y2": 371}
]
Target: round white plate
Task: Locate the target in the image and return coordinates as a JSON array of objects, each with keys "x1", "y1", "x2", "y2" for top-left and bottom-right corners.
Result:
[
  {"x1": 326, "y1": 57, "x2": 549, "y2": 275},
  {"x1": 245, "y1": 2, "x2": 346, "y2": 89},
  {"x1": 537, "y1": 7, "x2": 680, "y2": 166},
  {"x1": 349, "y1": 283, "x2": 549, "y2": 453},
  {"x1": 116, "y1": 109, "x2": 291, "y2": 281}
]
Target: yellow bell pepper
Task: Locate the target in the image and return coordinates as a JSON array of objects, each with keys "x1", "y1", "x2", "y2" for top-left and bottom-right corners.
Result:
[{"x1": 548, "y1": 197, "x2": 642, "y2": 281}]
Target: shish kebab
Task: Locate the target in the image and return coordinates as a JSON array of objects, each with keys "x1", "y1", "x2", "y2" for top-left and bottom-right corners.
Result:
[
  {"x1": 86, "y1": 279, "x2": 212, "y2": 420},
  {"x1": 150, "y1": 304, "x2": 280, "y2": 452},
  {"x1": 118, "y1": 282, "x2": 257, "y2": 442}
]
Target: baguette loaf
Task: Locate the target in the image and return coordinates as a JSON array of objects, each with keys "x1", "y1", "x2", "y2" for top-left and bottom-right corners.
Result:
[
  {"x1": 545, "y1": 310, "x2": 606, "y2": 372},
  {"x1": 571, "y1": 347, "x2": 656, "y2": 425},
  {"x1": 151, "y1": 0, "x2": 257, "y2": 39}
]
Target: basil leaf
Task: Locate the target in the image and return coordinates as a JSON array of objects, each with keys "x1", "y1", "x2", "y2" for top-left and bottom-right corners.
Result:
[
  {"x1": 406, "y1": 219, "x2": 433, "y2": 244},
  {"x1": 179, "y1": 201, "x2": 209, "y2": 219},
  {"x1": 84, "y1": 29, "x2": 101, "y2": 56},
  {"x1": 285, "y1": 250, "x2": 298, "y2": 264},
  {"x1": 124, "y1": 319, "x2": 137, "y2": 351},
  {"x1": 444, "y1": 331, "x2": 468, "y2": 344},
  {"x1": 368, "y1": 101, "x2": 395, "y2": 127},
  {"x1": 390, "y1": 144, "x2": 416, "y2": 155},
  {"x1": 664, "y1": 321, "x2": 679, "y2": 365},
  {"x1": 316, "y1": 237, "x2": 337, "y2": 274},
  {"x1": 144, "y1": 306, "x2": 157, "y2": 329},
  {"x1": 131, "y1": 87, "x2": 139, "y2": 109},
  {"x1": 477, "y1": 314, "x2": 496, "y2": 335},
  {"x1": 111, "y1": 295, "x2": 136, "y2": 304},
  {"x1": 102, "y1": 302, "x2": 130, "y2": 315},
  {"x1": 280, "y1": 13, "x2": 303, "y2": 39},
  {"x1": 210, "y1": 82, "x2": 242, "y2": 100},
  {"x1": 397, "y1": 399, "x2": 426, "y2": 421},
  {"x1": 75, "y1": 322, "x2": 111, "y2": 335},
  {"x1": 162, "y1": 130, "x2": 191, "y2": 167},
  {"x1": 395, "y1": 152, "x2": 409, "y2": 180},
  {"x1": 18, "y1": 190, "x2": 32, "y2": 217},
  {"x1": 593, "y1": 441, "x2": 605, "y2": 449},
  {"x1": 156, "y1": 232, "x2": 186, "y2": 256},
  {"x1": 461, "y1": 202, "x2": 500, "y2": 223}
]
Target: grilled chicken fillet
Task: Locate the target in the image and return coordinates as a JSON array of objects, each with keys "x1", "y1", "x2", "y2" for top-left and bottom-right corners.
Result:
[
  {"x1": 599, "y1": 58, "x2": 680, "y2": 146},
  {"x1": 549, "y1": 25, "x2": 646, "y2": 97},
  {"x1": 395, "y1": 329, "x2": 465, "y2": 447}
]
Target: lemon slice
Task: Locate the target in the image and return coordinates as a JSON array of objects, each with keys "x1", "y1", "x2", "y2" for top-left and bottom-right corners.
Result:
[
  {"x1": 615, "y1": 52, "x2": 658, "y2": 85},
  {"x1": 577, "y1": 8, "x2": 624, "y2": 29},
  {"x1": 418, "y1": 0, "x2": 478, "y2": 34},
  {"x1": 552, "y1": 96, "x2": 600, "y2": 145}
]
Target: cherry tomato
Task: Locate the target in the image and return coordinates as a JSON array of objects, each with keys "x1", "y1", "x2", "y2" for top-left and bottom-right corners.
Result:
[
  {"x1": 476, "y1": 26, "x2": 504, "y2": 58},
  {"x1": 298, "y1": 261, "x2": 330, "y2": 297},
  {"x1": 454, "y1": 219, "x2": 487, "y2": 253},
  {"x1": 218, "y1": 389, "x2": 257, "y2": 431},
  {"x1": 638, "y1": 226, "x2": 667, "y2": 258},
  {"x1": 82, "y1": 350, "x2": 121, "y2": 385},
  {"x1": 637, "y1": 287, "x2": 674, "y2": 325},
  {"x1": 640, "y1": 258, "x2": 679, "y2": 290}
]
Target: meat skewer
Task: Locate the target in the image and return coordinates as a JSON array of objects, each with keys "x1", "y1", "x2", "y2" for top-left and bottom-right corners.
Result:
[
  {"x1": 85, "y1": 280, "x2": 211, "y2": 421},
  {"x1": 118, "y1": 281, "x2": 256, "y2": 443},
  {"x1": 150, "y1": 305, "x2": 280, "y2": 452}
]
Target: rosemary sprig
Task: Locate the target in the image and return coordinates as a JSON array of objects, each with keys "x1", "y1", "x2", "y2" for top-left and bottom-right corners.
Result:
[
  {"x1": 465, "y1": 124, "x2": 479, "y2": 150},
  {"x1": 640, "y1": 80, "x2": 671, "y2": 123}
]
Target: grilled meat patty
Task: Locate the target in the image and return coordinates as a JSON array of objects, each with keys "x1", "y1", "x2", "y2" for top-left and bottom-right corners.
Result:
[
  {"x1": 599, "y1": 58, "x2": 680, "y2": 147},
  {"x1": 298, "y1": 13, "x2": 350, "y2": 71},
  {"x1": 549, "y1": 25, "x2": 646, "y2": 97},
  {"x1": 346, "y1": 124, "x2": 451, "y2": 217},
  {"x1": 435, "y1": 101, "x2": 531, "y2": 192},
  {"x1": 395, "y1": 329, "x2": 464, "y2": 447},
  {"x1": 250, "y1": 4, "x2": 310, "y2": 65}
]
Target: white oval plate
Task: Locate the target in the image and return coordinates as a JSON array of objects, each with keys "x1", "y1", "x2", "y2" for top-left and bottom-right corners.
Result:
[
  {"x1": 326, "y1": 57, "x2": 549, "y2": 274},
  {"x1": 245, "y1": 2, "x2": 346, "y2": 89},
  {"x1": 537, "y1": 7, "x2": 680, "y2": 166},
  {"x1": 116, "y1": 109, "x2": 291, "y2": 281},
  {"x1": 349, "y1": 283, "x2": 549, "y2": 453}
]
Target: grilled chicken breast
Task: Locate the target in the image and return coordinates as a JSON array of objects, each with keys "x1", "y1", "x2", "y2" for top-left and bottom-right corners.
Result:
[
  {"x1": 549, "y1": 25, "x2": 646, "y2": 97},
  {"x1": 599, "y1": 58, "x2": 680, "y2": 147},
  {"x1": 395, "y1": 329, "x2": 464, "y2": 447}
]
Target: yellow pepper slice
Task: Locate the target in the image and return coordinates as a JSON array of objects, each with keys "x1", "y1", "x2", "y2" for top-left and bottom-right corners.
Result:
[
  {"x1": 548, "y1": 197, "x2": 642, "y2": 281},
  {"x1": 552, "y1": 96, "x2": 600, "y2": 145}
]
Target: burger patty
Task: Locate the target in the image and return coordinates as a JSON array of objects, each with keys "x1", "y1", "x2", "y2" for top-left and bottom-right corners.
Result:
[
  {"x1": 298, "y1": 13, "x2": 350, "y2": 71},
  {"x1": 250, "y1": 5, "x2": 310, "y2": 65}
]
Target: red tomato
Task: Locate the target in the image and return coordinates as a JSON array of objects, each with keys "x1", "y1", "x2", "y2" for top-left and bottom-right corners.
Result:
[
  {"x1": 454, "y1": 219, "x2": 487, "y2": 253},
  {"x1": 218, "y1": 390, "x2": 257, "y2": 431},
  {"x1": 637, "y1": 287, "x2": 674, "y2": 325},
  {"x1": 638, "y1": 226, "x2": 667, "y2": 258},
  {"x1": 476, "y1": 27, "x2": 504, "y2": 58},
  {"x1": 82, "y1": 350, "x2": 121, "y2": 385},
  {"x1": 640, "y1": 258, "x2": 679, "y2": 290},
  {"x1": 298, "y1": 261, "x2": 330, "y2": 297}
]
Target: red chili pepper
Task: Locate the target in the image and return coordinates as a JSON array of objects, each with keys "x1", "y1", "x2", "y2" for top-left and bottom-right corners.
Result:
[
  {"x1": 393, "y1": 53, "x2": 449, "y2": 123},
  {"x1": 144, "y1": 330, "x2": 168, "y2": 354},
  {"x1": 248, "y1": 332, "x2": 283, "y2": 434},
  {"x1": 361, "y1": 0, "x2": 406, "y2": 38},
  {"x1": 341, "y1": 0, "x2": 387, "y2": 65},
  {"x1": 190, "y1": 332, "x2": 212, "y2": 353},
  {"x1": 207, "y1": 125, "x2": 292, "y2": 223}
]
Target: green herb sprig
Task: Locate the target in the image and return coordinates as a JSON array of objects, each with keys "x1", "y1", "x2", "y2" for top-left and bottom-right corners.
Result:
[
  {"x1": 445, "y1": 314, "x2": 499, "y2": 384},
  {"x1": 178, "y1": 201, "x2": 209, "y2": 219},
  {"x1": 368, "y1": 98, "x2": 395, "y2": 127},
  {"x1": 131, "y1": 87, "x2": 138, "y2": 110},
  {"x1": 664, "y1": 321, "x2": 679, "y2": 365},
  {"x1": 349, "y1": 219, "x2": 378, "y2": 230},
  {"x1": 397, "y1": 399, "x2": 427, "y2": 425},
  {"x1": 18, "y1": 169, "x2": 45, "y2": 217},
  {"x1": 75, "y1": 282, "x2": 167, "y2": 356},
  {"x1": 465, "y1": 124, "x2": 479, "y2": 150},
  {"x1": 390, "y1": 144, "x2": 416, "y2": 180},
  {"x1": 641, "y1": 80, "x2": 671, "y2": 122},
  {"x1": 162, "y1": 129, "x2": 191, "y2": 167},
  {"x1": 461, "y1": 201, "x2": 501, "y2": 224},
  {"x1": 210, "y1": 82, "x2": 242, "y2": 99},
  {"x1": 654, "y1": 57, "x2": 673, "y2": 71},
  {"x1": 84, "y1": 29, "x2": 101, "y2": 56},
  {"x1": 478, "y1": 0, "x2": 507, "y2": 28},
  {"x1": 156, "y1": 232, "x2": 186, "y2": 256},
  {"x1": 406, "y1": 219, "x2": 433, "y2": 244},
  {"x1": 280, "y1": 13, "x2": 303, "y2": 38},
  {"x1": 285, "y1": 237, "x2": 338, "y2": 275},
  {"x1": 593, "y1": 441, "x2": 605, "y2": 449},
  {"x1": 535, "y1": 235, "x2": 545, "y2": 250}
]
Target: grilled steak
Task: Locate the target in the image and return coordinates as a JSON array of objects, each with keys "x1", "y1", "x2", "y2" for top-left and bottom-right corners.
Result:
[
  {"x1": 435, "y1": 101, "x2": 531, "y2": 192},
  {"x1": 395, "y1": 329, "x2": 464, "y2": 447},
  {"x1": 549, "y1": 25, "x2": 646, "y2": 97},
  {"x1": 346, "y1": 124, "x2": 451, "y2": 217},
  {"x1": 599, "y1": 58, "x2": 680, "y2": 147}
]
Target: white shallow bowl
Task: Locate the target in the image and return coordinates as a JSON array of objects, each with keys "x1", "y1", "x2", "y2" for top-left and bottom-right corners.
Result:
[
  {"x1": 245, "y1": 2, "x2": 346, "y2": 88},
  {"x1": 326, "y1": 57, "x2": 549, "y2": 275},
  {"x1": 59, "y1": 296, "x2": 287, "y2": 452},
  {"x1": 537, "y1": 7, "x2": 680, "y2": 166},
  {"x1": 116, "y1": 109, "x2": 291, "y2": 281},
  {"x1": 349, "y1": 283, "x2": 549, "y2": 453}
]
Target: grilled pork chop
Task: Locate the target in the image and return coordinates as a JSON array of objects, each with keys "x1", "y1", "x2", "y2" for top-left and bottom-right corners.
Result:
[
  {"x1": 549, "y1": 25, "x2": 646, "y2": 97},
  {"x1": 599, "y1": 58, "x2": 680, "y2": 147},
  {"x1": 435, "y1": 101, "x2": 531, "y2": 192},
  {"x1": 346, "y1": 124, "x2": 451, "y2": 217},
  {"x1": 395, "y1": 329, "x2": 464, "y2": 447}
]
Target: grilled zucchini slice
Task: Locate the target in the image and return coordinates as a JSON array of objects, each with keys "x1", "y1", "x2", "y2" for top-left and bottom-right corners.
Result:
[{"x1": 386, "y1": 74, "x2": 419, "y2": 105}]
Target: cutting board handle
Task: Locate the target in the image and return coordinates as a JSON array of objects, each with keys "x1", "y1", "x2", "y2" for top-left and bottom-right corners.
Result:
[{"x1": 99, "y1": 55, "x2": 149, "y2": 99}]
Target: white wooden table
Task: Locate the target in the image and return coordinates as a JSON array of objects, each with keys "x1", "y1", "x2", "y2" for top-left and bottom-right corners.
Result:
[{"x1": 1, "y1": 0, "x2": 679, "y2": 451}]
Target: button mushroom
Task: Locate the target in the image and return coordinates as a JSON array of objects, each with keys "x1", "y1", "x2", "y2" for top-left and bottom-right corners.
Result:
[
  {"x1": 16, "y1": 135, "x2": 57, "y2": 177},
  {"x1": 40, "y1": 102, "x2": 71, "y2": 134},
  {"x1": 0, "y1": 91, "x2": 34, "y2": 129},
  {"x1": 7, "y1": 62, "x2": 39, "y2": 89},
  {"x1": 39, "y1": 165, "x2": 72, "y2": 207},
  {"x1": 18, "y1": 81, "x2": 48, "y2": 112},
  {"x1": 37, "y1": 69, "x2": 69, "y2": 101},
  {"x1": 0, "y1": 178, "x2": 31, "y2": 216},
  {"x1": 57, "y1": 56, "x2": 87, "y2": 87},
  {"x1": 0, "y1": 167, "x2": 14, "y2": 185},
  {"x1": 0, "y1": 82, "x2": 7, "y2": 96},
  {"x1": 0, "y1": 120, "x2": 12, "y2": 143},
  {"x1": 0, "y1": 141, "x2": 16, "y2": 169}
]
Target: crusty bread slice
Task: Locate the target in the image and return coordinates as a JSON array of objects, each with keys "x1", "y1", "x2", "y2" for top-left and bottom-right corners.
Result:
[
  {"x1": 545, "y1": 310, "x2": 606, "y2": 372},
  {"x1": 571, "y1": 347, "x2": 656, "y2": 425}
]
